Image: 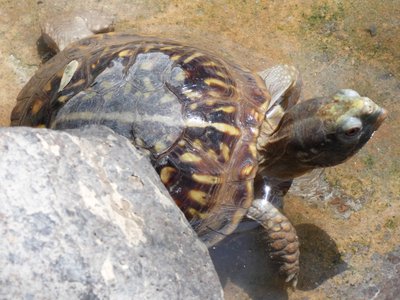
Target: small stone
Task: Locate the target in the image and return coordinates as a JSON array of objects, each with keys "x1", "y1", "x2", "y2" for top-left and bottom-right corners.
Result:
[{"x1": 367, "y1": 24, "x2": 377, "y2": 37}]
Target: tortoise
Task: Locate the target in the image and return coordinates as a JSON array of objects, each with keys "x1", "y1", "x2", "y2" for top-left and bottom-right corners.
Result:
[{"x1": 10, "y1": 24, "x2": 387, "y2": 286}]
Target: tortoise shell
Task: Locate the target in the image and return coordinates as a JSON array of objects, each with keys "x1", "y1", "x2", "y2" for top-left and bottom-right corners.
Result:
[{"x1": 11, "y1": 33, "x2": 271, "y2": 242}]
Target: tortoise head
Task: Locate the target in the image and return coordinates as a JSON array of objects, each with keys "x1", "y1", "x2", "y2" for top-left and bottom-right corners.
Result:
[{"x1": 258, "y1": 89, "x2": 387, "y2": 179}]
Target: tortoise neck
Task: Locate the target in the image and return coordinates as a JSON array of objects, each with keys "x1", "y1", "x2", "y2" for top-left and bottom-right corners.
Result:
[{"x1": 256, "y1": 117, "x2": 313, "y2": 180}]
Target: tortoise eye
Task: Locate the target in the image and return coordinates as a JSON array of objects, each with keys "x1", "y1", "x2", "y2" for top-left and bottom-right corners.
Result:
[
  {"x1": 345, "y1": 127, "x2": 361, "y2": 136},
  {"x1": 342, "y1": 117, "x2": 362, "y2": 137}
]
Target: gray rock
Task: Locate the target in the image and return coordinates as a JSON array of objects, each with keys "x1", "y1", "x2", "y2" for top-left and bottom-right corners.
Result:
[{"x1": 0, "y1": 126, "x2": 223, "y2": 300}]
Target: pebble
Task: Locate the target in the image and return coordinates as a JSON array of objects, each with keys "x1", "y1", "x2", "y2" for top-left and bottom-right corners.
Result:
[{"x1": 367, "y1": 24, "x2": 377, "y2": 37}]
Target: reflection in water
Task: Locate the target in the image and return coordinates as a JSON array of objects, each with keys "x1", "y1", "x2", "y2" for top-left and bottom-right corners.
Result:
[{"x1": 209, "y1": 221, "x2": 347, "y2": 299}]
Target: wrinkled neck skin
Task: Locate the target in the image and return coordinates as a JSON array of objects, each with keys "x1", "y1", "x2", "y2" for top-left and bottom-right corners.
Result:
[{"x1": 256, "y1": 120, "x2": 314, "y2": 181}]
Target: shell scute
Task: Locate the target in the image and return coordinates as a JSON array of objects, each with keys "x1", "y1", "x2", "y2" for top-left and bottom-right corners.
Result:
[{"x1": 11, "y1": 33, "x2": 271, "y2": 241}]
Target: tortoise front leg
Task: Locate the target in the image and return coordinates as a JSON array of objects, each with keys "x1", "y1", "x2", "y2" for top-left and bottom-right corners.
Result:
[{"x1": 247, "y1": 197, "x2": 300, "y2": 287}]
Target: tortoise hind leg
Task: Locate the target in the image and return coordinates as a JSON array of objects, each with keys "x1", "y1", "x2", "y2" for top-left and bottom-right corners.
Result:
[{"x1": 247, "y1": 198, "x2": 299, "y2": 287}]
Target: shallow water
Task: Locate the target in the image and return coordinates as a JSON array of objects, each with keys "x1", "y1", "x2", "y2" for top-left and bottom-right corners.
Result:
[{"x1": 0, "y1": 1, "x2": 398, "y2": 299}]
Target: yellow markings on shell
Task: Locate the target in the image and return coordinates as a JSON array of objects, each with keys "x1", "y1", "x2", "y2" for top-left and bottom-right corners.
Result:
[
  {"x1": 241, "y1": 165, "x2": 254, "y2": 177},
  {"x1": 31, "y1": 99, "x2": 44, "y2": 114},
  {"x1": 135, "y1": 138, "x2": 145, "y2": 147},
  {"x1": 143, "y1": 45, "x2": 154, "y2": 53},
  {"x1": 160, "y1": 94, "x2": 176, "y2": 104},
  {"x1": 205, "y1": 99, "x2": 216, "y2": 106},
  {"x1": 183, "y1": 52, "x2": 203, "y2": 64},
  {"x1": 204, "y1": 78, "x2": 229, "y2": 89},
  {"x1": 187, "y1": 207, "x2": 208, "y2": 219},
  {"x1": 160, "y1": 167, "x2": 177, "y2": 184},
  {"x1": 178, "y1": 140, "x2": 186, "y2": 147},
  {"x1": 103, "y1": 91, "x2": 114, "y2": 101},
  {"x1": 243, "y1": 180, "x2": 254, "y2": 208},
  {"x1": 192, "y1": 139, "x2": 203, "y2": 150},
  {"x1": 183, "y1": 90, "x2": 203, "y2": 100},
  {"x1": 69, "y1": 78, "x2": 86, "y2": 89},
  {"x1": 189, "y1": 103, "x2": 198, "y2": 110},
  {"x1": 188, "y1": 190, "x2": 208, "y2": 206},
  {"x1": 220, "y1": 143, "x2": 230, "y2": 161},
  {"x1": 140, "y1": 60, "x2": 155, "y2": 71},
  {"x1": 202, "y1": 61, "x2": 217, "y2": 67},
  {"x1": 215, "y1": 71, "x2": 226, "y2": 77},
  {"x1": 58, "y1": 60, "x2": 79, "y2": 92},
  {"x1": 57, "y1": 95, "x2": 69, "y2": 103},
  {"x1": 207, "y1": 149, "x2": 218, "y2": 161},
  {"x1": 192, "y1": 174, "x2": 221, "y2": 184},
  {"x1": 171, "y1": 54, "x2": 181, "y2": 61},
  {"x1": 232, "y1": 210, "x2": 246, "y2": 224},
  {"x1": 249, "y1": 144, "x2": 257, "y2": 159},
  {"x1": 143, "y1": 77, "x2": 154, "y2": 91},
  {"x1": 154, "y1": 141, "x2": 167, "y2": 153},
  {"x1": 99, "y1": 80, "x2": 114, "y2": 90},
  {"x1": 212, "y1": 123, "x2": 240, "y2": 136},
  {"x1": 180, "y1": 152, "x2": 202, "y2": 163},
  {"x1": 186, "y1": 118, "x2": 240, "y2": 136},
  {"x1": 123, "y1": 83, "x2": 133, "y2": 94},
  {"x1": 118, "y1": 49, "x2": 135, "y2": 57},
  {"x1": 43, "y1": 80, "x2": 53, "y2": 93},
  {"x1": 208, "y1": 90, "x2": 226, "y2": 98},
  {"x1": 213, "y1": 106, "x2": 236, "y2": 113},
  {"x1": 160, "y1": 46, "x2": 177, "y2": 51},
  {"x1": 174, "y1": 70, "x2": 186, "y2": 82}
]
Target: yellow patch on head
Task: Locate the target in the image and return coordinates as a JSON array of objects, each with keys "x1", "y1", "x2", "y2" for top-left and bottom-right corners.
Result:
[
  {"x1": 160, "y1": 167, "x2": 177, "y2": 184},
  {"x1": 188, "y1": 190, "x2": 208, "y2": 206},
  {"x1": 180, "y1": 153, "x2": 202, "y2": 163},
  {"x1": 192, "y1": 174, "x2": 221, "y2": 184},
  {"x1": 178, "y1": 140, "x2": 186, "y2": 147}
]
